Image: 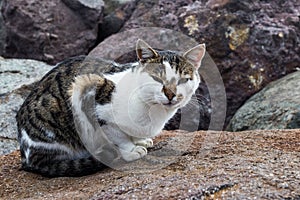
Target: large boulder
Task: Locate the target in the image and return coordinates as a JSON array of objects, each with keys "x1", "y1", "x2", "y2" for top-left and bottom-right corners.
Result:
[
  {"x1": 0, "y1": 58, "x2": 53, "y2": 155},
  {"x1": 0, "y1": 0, "x2": 104, "y2": 64},
  {"x1": 119, "y1": 0, "x2": 300, "y2": 128},
  {"x1": 227, "y1": 71, "x2": 300, "y2": 131}
]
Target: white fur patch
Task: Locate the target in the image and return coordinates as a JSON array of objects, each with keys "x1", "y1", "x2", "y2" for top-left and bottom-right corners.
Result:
[
  {"x1": 24, "y1": 148, "x2": 30, "y2": 164},
  {"x1": 94, "y1": 61, "x2": 184, "y2": 138},
  {"x1": 163, "y1": 61, "x2": 178, "y2": 81},
  {"x1": 69, "y1": 75, "x2": 115, "y2": 159},
  {"x1": 44, "y1": 129, "x2": 55, "y2": 139},
  {"x1": 21, "y1": 129, "x2": 86, "y2": 159},
  {"x1": 69, "y1": 80, "x2": 96, "y2": 135},
  {"x1": 104, "y1": 67, "x2": 133, "y2": 84}
]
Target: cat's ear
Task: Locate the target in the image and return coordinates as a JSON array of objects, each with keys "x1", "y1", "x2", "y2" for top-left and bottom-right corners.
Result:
[
  {"x1": 183, "y1": 44, "x2": 206, "y2": 69},
  {"x1": 136, "y1": 39, "x2": 159, "y2": 60}
]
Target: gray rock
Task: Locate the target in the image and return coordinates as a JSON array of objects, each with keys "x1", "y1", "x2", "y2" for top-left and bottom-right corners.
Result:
[
  {"x1": 0, "y1": 57, "x2": 53, "y2": 94},
  {"x1": 0, "y1": 0, "x2": 104, "y2": 64},
  {"x1": 227, "y1": 71, "x2": 300, "y2": 131},
  {"x1": 0, "y1": 58, "x2": 53, "y2": 155},
  {"x1": 0, "y1": 138, "x2": 19, "y2": 155}
]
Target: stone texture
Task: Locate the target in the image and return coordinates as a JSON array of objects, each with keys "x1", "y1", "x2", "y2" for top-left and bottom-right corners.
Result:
[
  {"x1": 227, "y1": 71, "x2": 300, "y2": 131},
  {"x1": 1, "y1": 129, "x2": 299, "y2": 199},
  {"x1": 0, "y1": 0, "x2": 104, "y2": 64},
  {"x1": 0, "y1": 3, "x2": 6, "y2": 55},
  {"x1": 0, "y1": 57, "x2": 53, "y2": 95},
  {"x1": 98, "y1": 0, "x2": 137, "y2": 42},
  {"x1": 119, "y1": 0, "x2": 300, "y2": 128},
  {"x1": 62, "y1": 0, "x2": 104, "y2": 27},
  {"x1": 0, "y1": 58, "x2": 53, "y2": 155}
]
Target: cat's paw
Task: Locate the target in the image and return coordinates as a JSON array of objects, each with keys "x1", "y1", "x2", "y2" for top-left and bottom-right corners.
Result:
[
  {"x1": 133, "y1": 138, "x2": 153, "y2": 148},
  {"x1": 120, "y1": 146, "x2": 147, "y2": 162}
]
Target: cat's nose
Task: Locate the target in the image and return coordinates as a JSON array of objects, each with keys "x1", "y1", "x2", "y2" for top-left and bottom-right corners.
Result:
[{"x1": 162, "y1": 86, "x2": 176, "y2": 101}]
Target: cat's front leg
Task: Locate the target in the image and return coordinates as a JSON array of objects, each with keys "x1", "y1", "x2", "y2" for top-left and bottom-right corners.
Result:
[
  {"x1": 119, "y1": 137, "x2": 153, "y2": 162},
  {"x1": 119, "y1": 145, "x2": 148, "y2": 162},
  {"x1": 102, "y1": 125, "x2": 149, "y2": 162},
  {"x1": 132, "y1": 137, "x2": 153, "y2": 148}
]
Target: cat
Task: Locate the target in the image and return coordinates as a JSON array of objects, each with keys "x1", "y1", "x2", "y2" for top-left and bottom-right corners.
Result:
[{"x1": 16, "y1": 39, "x2": 206, "y2": 177}]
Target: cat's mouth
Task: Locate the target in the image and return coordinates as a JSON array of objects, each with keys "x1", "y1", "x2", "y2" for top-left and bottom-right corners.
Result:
[{"x1": 161, "y1": 100, "x2": 181, "y2": 108}]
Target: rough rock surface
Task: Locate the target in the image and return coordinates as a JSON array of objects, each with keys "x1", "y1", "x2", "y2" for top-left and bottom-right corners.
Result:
[
  {"x1": 0, "y1": 0, "x2": 104, "y2": 64},
  {"x1": 98, "y1": 0, "x2": 137, "y2": 42},
  {"x1": 0, "y1": 58, "x2": 53, "y2": 155},
  {"x1": 116, "y1": 0, "x2": 299, "y2": 128},
  {"x1": 0, "y1": 6, "x2": 6, "y2": 54},
  {"x1": 227, "y1": 71, "x2": 300, "y2": 131},
  {"x1": 1, "y1": 130, "x2": 299, "y2": 199}
]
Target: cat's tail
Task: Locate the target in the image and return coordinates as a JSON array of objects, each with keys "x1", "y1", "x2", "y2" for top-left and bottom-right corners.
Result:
[{"x1": 21, "y1": 155, "x2": 107, "y2": 178}]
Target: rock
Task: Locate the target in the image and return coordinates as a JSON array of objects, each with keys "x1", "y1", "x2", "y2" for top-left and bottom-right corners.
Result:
[
  {"x1": 0, "y1": 58, "x2": 53, "y2": 95},
  {"x1": 0, "y1": 0, "x2": 104, "y2": 64},
  {"x1": 62, "y1": 0, "x2": 104, "y2": 28},
  {"x1": 227, "y1": 71, "x2": 300, "y2": 131},
  {"x1": 0, "y1": 129, "x2": 299, "y2": 199},
  {"x1": 0, "y1": 58, "x2": 53, "y2": 155},
  {"x1": 98, "y1": 0, "x2": 137, "y2": 42},
  {"x1": 0, "y1": 139, "x2": 18, "y2": 155},
  {"x1": 102, "y1": 0, "x2": 134, "y2": 14},
  {"x1": 120, "y1": 0, "x2": 300, "y2": 128},
  {"x1": 90, "y1": 28, "x2": 227, "y2": 131},
  {"x1": 0, "y1": 5, "x2": 6, "y2": 55},
  {"x1": 89, "y1": 27, "x2": 198, "y2": 62}
]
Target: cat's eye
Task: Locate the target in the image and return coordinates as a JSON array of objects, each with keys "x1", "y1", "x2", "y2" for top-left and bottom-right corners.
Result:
[
  {"x1": 178, "y1": 78, "x2": 190, "y2": 85},
  {"x1": 151, "y1": 75, "x2": 163, "y2": 84}
]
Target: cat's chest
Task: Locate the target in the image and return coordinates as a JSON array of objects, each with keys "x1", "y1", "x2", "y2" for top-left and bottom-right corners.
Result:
[{"x1": 95, "y1": 99, "x2": 175, "y2": 137}]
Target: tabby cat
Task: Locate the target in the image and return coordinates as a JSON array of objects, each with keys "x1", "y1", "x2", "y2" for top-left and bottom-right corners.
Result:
[{"x1": 16, "y1": 39, "x2": 205, "y2": 177}]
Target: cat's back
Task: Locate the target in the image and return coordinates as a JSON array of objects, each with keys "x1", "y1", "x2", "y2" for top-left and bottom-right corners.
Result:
[
  {"x1": 16, "y1": 56, "x2": 117, "y2": 143},
  {"x1": 15, "y1": 56, "x2": 125, "y2": 177}
]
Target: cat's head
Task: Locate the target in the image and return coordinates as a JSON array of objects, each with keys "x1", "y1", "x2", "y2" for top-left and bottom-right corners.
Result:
[{"x1": 135, "y1": 39, "x2": 205, "y2": 109}]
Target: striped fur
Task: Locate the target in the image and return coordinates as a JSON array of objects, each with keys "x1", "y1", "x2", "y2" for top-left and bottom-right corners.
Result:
[
  {"x1": 16, "y1": 39, "x2": 205, "y2": 177},
  {"x1": 17, "y1": 56, "x2": 124, "y2": 177}
]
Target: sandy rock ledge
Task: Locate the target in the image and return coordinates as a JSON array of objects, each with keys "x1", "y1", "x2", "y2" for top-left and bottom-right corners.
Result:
[{"x1": 0, "y1": 130, "x2": 299, "y2": 199}]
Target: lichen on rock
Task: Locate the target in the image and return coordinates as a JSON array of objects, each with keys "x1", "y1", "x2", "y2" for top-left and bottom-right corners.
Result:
[{"x1": 227, "y1": 71, "x2": 300, "y2": 131}]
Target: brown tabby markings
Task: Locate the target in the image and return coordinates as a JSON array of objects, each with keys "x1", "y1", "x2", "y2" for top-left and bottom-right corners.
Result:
[
  {"x1": 17, "y1": 56, "x2": 118, "y2": 145},
  {"x1": 16, "y1": 40, "x2": 204, "y2": 177},
  {"x1": 16, "y1": 56, "x2": 126, "y2": 176},
  {"x1": 140, "y1": 51, "x2": 196, "y2": 101},
  {"x1": 68, "y1": 74, "x2": 115, "y2": 106},
  {"x1": 141, "y1": 52, "x2": 196, "y2": 80}
]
